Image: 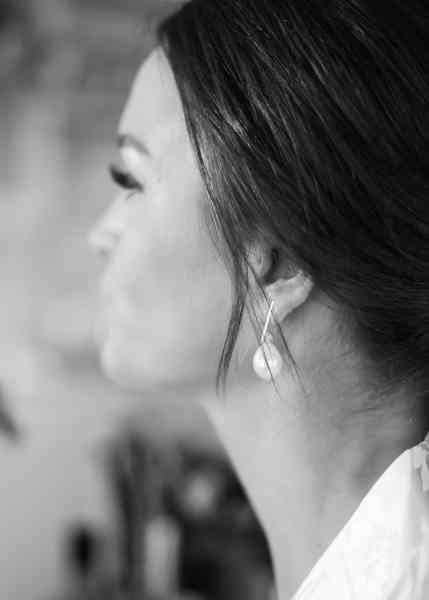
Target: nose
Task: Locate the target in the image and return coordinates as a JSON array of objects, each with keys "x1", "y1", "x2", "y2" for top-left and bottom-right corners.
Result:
[{"x1": 88, "y1": 197, "x2": 126, "y2": 259}]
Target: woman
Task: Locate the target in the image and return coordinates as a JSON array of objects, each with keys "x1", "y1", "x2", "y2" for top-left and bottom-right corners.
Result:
[{"x1": 89, "y1": 1, "x2": 429, "y2": 598}]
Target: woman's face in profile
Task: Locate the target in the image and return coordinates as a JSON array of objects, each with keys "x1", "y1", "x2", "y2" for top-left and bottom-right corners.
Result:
[{"x1": 89, "y1": 47, "x2": 237, "y2": 393}]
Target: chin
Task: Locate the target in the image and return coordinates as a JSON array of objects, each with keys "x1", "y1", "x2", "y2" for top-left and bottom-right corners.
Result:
[
  {"x1": 99, "y1": 344, "x2": 126, "y2": 386},
  {"x1": 97, "y1": 325, "x2": 215, "y2": 395},
  {"x1": 98, "y1": 336, "x2": 169, "y2": 394},
  {"x1": 98, "y1": 336, "x2": 141, "y2": 390},
  {"x1": 94, "y1": 315, "x2": 140, "y2": 388}
]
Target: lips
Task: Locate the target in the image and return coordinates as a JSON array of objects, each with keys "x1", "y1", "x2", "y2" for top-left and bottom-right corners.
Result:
[
  {"x1": 99, "y1": 289, "x2": 130, "y2": 325},
  {"x1": 92, "y1": 289, "x2": 115, "y2": 344},
  {"x1": 92, "y1": 308, "x2": 107, "y2": 347}
]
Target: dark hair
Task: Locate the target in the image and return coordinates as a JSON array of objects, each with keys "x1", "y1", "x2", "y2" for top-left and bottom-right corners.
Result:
[{"x1": 157, "y1": 1, "x2": 429, "y2": 403}]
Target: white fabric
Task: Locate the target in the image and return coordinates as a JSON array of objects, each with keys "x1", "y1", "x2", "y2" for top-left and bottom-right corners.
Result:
[{"x1": 291, "y1": 430, "x2": 429, "y2": 599}]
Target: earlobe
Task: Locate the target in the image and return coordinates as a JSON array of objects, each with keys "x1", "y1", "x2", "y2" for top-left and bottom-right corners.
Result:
[
  {"x1": 248, "y1": 243, "x2": 313, "y2": 318},
  {"x1": 265, "y1": 271, "x2": 314, "y2": 322}
]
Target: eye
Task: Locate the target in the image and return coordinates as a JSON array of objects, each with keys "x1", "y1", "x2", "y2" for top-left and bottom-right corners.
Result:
[{"x1": 109, "y1": 163, "x2": 144, "y2": 194}]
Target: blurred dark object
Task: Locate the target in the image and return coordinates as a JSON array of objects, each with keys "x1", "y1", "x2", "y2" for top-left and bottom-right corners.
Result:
[
  {"x1": 50, "y1": 521, "x2": 122, "y2": 600},
  {"x1": 0, "y1": 0, "x2": 45, "y2": 91},
  {"x1": 0, "y1": 384, "x2": 21, "y2": 441},
  {"x1": 167, "y1": 443, "x2": 273, "y2": 600},
  {"x1": 51, "y1": 426, "x2": 275, "y2": 600},
  {"x1": 67, "y1": 524, "x2": 99, "y2": 581},
  {"x1": 104, "y1": 429, "x2": 185, "y2": 600},
  {"x1": 107, "y1": 430, "x2": 162, "y2": 599},
  {"x1": 63, "y1": 522, "x2": 103, "y2": 598}
]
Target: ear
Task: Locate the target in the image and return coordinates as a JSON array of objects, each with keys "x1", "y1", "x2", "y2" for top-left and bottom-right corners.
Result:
[
  {"x1": 248, "y1": 243, "x2": 314, "y2": 323},
  {"x1": 265, "y1": 271, "x2": 314, "y2": 323}
]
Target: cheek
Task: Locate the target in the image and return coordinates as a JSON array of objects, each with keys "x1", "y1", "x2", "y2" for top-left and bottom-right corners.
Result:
[
  {"x1": 99, "y1": 198, "x2": 233, "y2": 387},
  {"x1": 107, "y1": 196, "x2": 224, "y2": 318}
]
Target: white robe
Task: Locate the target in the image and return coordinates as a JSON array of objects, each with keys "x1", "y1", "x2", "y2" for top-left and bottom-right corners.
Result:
[{"x1": 291, "y1": 430, "x2": 429, "y2": 599}]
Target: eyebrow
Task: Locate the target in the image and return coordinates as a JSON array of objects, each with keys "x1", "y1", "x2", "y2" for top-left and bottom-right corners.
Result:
[{"x1": 116, "y1": 133, "x2": 151, "y2": 158}]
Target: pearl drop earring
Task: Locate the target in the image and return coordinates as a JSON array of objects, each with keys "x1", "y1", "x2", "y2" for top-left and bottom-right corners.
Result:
[{"x1": 252, "y1": 300, "x2": 283, "y2": 381}]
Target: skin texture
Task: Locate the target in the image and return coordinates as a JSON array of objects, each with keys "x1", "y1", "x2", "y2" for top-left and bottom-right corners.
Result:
[
  {"x1": 89, "y1": 47, "x2": 429, "y2": 598},
  {"x1": 89, "y1": 48, "x2": 235, "y2": 393}
]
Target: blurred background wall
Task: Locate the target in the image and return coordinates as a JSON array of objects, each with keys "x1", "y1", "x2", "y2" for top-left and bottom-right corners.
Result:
[{"x1": 0, "y1": 2, "x2": 222, "y2": 599}]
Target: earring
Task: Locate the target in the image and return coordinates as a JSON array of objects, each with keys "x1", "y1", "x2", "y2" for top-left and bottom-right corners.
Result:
[{"x1": 252, "y1": 300, "x2": 283, "y2": 382}]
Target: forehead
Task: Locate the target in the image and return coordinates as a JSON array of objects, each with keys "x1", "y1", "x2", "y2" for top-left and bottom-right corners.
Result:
[{"x1": 118, "y1": 47, "x2": 186, "y2": 159}]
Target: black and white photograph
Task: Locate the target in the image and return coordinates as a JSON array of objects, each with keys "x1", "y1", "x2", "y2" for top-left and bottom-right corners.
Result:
[{"x1": 1, "y1": 2, "x2": 429, "y2": 599}]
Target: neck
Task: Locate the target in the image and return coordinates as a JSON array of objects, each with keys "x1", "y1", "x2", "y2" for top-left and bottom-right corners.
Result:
[{"x1": 200, "y1": 370, "x2": 428, "y2": 599}]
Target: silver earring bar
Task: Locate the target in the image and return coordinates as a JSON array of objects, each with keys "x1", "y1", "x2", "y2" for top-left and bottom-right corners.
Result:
[{"x1": 260, "y1": 300, "x2": 274, "y2": 345}]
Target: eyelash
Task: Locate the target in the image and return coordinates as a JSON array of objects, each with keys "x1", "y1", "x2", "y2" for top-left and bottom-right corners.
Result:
[{"x1": 109, "y1": 163, "x2": 144, "y2": 194}]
